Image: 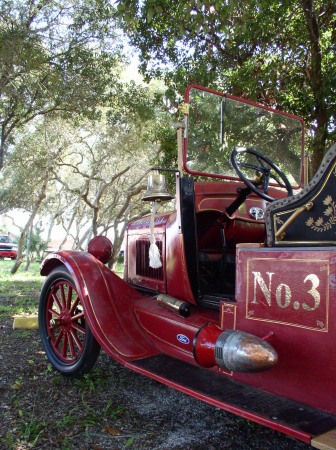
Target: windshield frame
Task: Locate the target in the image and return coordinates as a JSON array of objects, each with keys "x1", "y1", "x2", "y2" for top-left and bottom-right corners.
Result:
[{"x1": 182, "y1": 85, "x2": 305, "y2": 188}]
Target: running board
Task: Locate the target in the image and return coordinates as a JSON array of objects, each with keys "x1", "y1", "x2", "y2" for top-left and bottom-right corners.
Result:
[{"x1": 127, "y1": 354, "x2": 336, "y2": 447}]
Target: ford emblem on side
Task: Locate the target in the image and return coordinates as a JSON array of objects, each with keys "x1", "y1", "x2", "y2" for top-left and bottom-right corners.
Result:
[{"x1": 177, "y1": 334, "x2": 190, "y2": 345}]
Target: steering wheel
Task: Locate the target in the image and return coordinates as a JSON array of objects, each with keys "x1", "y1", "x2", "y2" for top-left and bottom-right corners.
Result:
[{"x1": 230, "y1": 148, "x2": 293, "y2": 202}]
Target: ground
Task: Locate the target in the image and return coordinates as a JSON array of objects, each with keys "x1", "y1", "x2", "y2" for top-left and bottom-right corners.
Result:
[{"x1": 0, "y1": 262, "x2": 313, "y2": 449}]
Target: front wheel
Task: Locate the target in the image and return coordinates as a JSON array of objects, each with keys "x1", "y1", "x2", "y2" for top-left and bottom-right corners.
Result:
[{"x1": 38, "y1": 267, "x2": 100, "y2": 376}]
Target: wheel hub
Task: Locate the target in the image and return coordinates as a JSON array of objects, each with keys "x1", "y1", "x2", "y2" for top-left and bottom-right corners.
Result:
[{"x1": 59, "y1": 310, "x2": 72, "y2": 331}]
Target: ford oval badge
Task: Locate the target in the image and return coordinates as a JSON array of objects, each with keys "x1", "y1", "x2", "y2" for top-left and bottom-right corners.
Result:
[{"x1": 177, "y1": 334, "x2": 190, "y2": 345}]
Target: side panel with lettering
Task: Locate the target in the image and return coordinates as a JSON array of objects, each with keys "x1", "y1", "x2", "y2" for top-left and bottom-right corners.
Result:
[
  {"x1": 246, "y1": 258, "x2": 329, "y2": 331},
  {"x1": 234, "y1": 248, "x2": 336, "y2": 414}
]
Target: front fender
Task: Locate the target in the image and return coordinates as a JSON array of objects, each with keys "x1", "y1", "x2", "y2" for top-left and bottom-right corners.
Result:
[{"x1": 40, "y1": 251, "x2": 159, "y2": 363}]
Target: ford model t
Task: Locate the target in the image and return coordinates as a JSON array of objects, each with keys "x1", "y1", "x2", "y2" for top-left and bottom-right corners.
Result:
[{"x1": 38, "y1": 85, "x2": 336, "y2": 448}]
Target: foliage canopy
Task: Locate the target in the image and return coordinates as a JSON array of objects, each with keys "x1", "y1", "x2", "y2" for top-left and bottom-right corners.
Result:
[
  {"x1": 0, "y1": 0, "x2": 121, "y2": 169},
  {"x1": 117, "y1": 0, "x2": 336, "y2": 174}
]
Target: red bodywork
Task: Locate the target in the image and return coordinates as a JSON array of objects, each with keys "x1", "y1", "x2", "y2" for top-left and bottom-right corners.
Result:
[
  {"x1": 40, "y1": 85, "x2": 336, "y2": 447},
  {"x1": 0, "y1": 249, "x2": 17, "y2": 258}
]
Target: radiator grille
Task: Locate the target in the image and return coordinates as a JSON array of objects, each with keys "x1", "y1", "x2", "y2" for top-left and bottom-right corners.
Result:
[{"x1": 136, "y1": 240, "x2": 163, "y2": 280}]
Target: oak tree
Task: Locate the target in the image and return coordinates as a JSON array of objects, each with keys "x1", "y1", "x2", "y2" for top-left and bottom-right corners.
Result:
[
  {"x1": 118, "y1": 0, "x2": 336, "y2": 175},
  {"x1": 0, "y1": 0, "x2": 121, "y2": 169}
]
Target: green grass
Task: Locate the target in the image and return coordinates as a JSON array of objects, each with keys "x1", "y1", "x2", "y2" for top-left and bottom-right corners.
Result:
[
  {"x1": 0, "y1": 260, "x2": 42, "y2": 319},
  {"x1": 16, "y1": 411, "x2": 46, "y2": 445},
  {"x1": 114, "y1": 262, "x2": 124, "y2": 277},
  {"x1": 0, "y1": 259, "x2": 40, "y2": 279}
]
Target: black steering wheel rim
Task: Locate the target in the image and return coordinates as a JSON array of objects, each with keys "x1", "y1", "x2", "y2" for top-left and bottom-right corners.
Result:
[{"x1": 230, "y1": 148, "x2": 293, "y2": 202}]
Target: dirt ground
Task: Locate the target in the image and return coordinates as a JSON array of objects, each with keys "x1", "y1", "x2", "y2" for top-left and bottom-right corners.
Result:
[{"x1": 0, "y1": 305, "x2": 314, "y2": 450}]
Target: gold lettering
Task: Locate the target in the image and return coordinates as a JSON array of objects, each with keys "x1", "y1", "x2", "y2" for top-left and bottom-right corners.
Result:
[
  {"x1": 275, "y1": 283, "x2": 291, "y2": 308},
  {"x1": 252, "y1": 271, "x2": 274, "y2": 306},
  {"x1": 302, "y1": 274, "x2": 320, "y2": 311}
]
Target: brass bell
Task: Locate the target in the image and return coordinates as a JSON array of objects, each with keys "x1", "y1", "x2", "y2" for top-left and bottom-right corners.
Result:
[{"x1": 142, "y1": 172, "x2": 175, "y2": 202}]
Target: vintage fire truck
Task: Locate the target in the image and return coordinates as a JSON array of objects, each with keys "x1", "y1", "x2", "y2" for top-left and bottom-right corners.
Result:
[{"x1": 39, "y1": 85, "x2": 336, "y2": 448}]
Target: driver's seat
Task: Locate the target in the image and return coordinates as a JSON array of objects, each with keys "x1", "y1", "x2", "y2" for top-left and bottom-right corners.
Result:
[{"x1": 264, "y1": 143, "x2": 336, "y2": 247}]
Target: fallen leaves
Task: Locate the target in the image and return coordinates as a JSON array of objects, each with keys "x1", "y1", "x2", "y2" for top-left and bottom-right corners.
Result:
[{"x1": 103, "y1": 424, "x2": 123, "y2": 435}]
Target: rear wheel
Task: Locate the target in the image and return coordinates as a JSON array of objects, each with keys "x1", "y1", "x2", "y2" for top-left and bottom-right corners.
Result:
[{"x1": 38, "y1": 267, "x2": 100, "y2": 376}]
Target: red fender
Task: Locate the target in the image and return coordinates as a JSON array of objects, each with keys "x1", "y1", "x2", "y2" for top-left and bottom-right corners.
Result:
[{"x1": 40, "y1": 251, "x2": 159, "y2": 363}]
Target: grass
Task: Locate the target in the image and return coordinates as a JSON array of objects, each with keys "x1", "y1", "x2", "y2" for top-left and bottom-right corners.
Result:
[
  {"x1": 16, "y1": 411, "x2": 46, "y2": 445},
  {"x1": 114, "y1": 261, "x2": 124, "y2": 277},
  {"x1": 0, "y1": 260, "x2": 42, "y2": 319}
]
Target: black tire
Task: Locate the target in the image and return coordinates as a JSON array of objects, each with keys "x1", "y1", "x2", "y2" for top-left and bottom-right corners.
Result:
[{"x1": 38, "y1": 266, "x2": 100, "y2": 377}]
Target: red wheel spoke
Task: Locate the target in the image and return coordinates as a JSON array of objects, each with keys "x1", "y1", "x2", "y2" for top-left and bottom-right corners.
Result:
[
  {"x1": 71, "y1": 312, "x2": 85, "y2": 322},
  {"x1": 69, "y1": 295, "x2": 80, "y2": 315},
  {"x1": 48, "y1": 308, "x2": 60, "y2": 317},
  {"x1": 51, "y1": 290, "x2": 63, "y2": 311},
  {"x1": 62, "y1": 333, "x2": 68, "y2": 358},
  {"x1": 60, "y1": 284, "x2": 67, "y2": 309},
  {"x1": 55, "y1": 329, "x2": 63, "y2": 347},
  {"x1": 66, "y1": 285, "x2": 73, "y2": 310},
  {"x1": 71, "y1": 322, "x2": 85, "y2": 334},
  {"x1": 68, "y1": 333, "x2": 76, "y2": 358},
  {"x1": 70, "y1": 329, "x2": 83, "y2": 352}
]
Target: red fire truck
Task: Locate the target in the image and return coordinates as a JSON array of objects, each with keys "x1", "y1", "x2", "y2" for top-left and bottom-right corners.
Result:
[{"x1": 39, "y1": 85, "x2": 336, "y2": 448}]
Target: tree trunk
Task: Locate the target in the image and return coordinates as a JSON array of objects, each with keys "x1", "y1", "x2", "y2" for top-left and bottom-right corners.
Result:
[
  {"x1": 73, "y1": 227, "x2": 92, "y2": 251},
  {"x1": 309, "y1": 111, "x2": 329, "y2": 177},
  {"x1": 46, "y1": 209, "x2": 64, "y2": 250},
  {"x1": 10, "y1": 171, "x2": 49, "y2": 274},
  {"x1": 301, "y1": 0, "x2": 329, "y2": 177},
  {"x1": 109, "y1": 226, "x2": 124, "y2": 269},
  {"x1": 46, "y1": 216, "x2": 55, "y2": 246},
  {"x1": 0, "y1": 130, "x2": 5, "y2": 171},
  {"x1": 24, "y1": 224, "x2": 32, "y2": 271},
  {"x1": 59, "y1": 209, "x2": 76, "y2": 250}
]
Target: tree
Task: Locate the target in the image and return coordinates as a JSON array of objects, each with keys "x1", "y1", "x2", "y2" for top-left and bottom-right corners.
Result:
[
  {"x1": 0, "y1": 0, "x2": 121, "y2": 169},
  {"x1": 53, "y1": 120, "x2": 155, "y2": 265},
  {"x1": 1, "y1": 74, "x2": 174, "y2": 270},
  {"x1": 0, "y1": 116, "x2": 79, "y2": 272},
  {"x1": 117, "y1": 0, "x2": 336, "y2": 175},
  {"x1": 0, "y1": 77, "x2": 175, "y2": 268},
  {"x1": 24, "y1": 224, "x2": 48, "y2": 269}
]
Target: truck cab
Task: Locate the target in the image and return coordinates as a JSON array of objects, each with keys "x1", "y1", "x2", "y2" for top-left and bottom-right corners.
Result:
[{"x1": 126, "y1": 85, "x2": 303, "y2": 308}]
